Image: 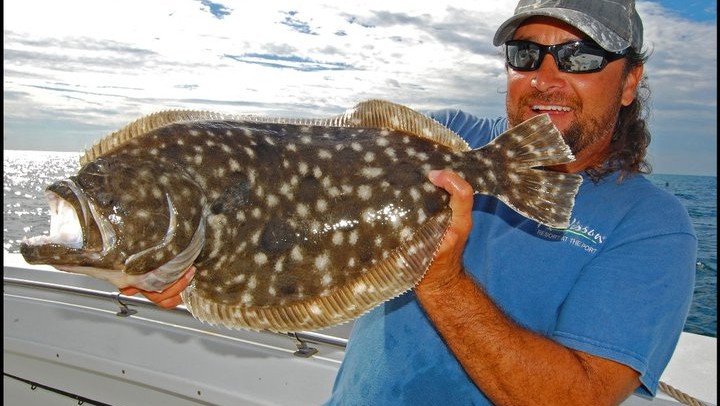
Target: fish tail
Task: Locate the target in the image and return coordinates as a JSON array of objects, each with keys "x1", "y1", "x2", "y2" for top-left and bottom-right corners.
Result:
[{"x1": 462, "y1": 114, "x2": 582, "y2": 228}]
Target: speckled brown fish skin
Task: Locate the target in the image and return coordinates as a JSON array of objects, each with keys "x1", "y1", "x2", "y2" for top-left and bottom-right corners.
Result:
[{"x1": 20, "y1": 100, "x2": 582, "y2": 332}]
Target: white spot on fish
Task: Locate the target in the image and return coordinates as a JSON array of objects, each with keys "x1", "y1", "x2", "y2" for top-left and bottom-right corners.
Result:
[
  {"x1": 332, "y1": 231, "x2": 344, "y2": 245},
  {"x1": 353, "y1": 282, "x2": 367, "y2": 294},
  {"x1": 357, "y1": 185, "x2": 372, "y2": 201},
  {"x1": 309, "y1": 304, "x2": 322, "y2": 315},
  {"x1": 280, "y1": 183, "x2": 294, "y2": 199},
  {"x1": 418, "y1": 209, "x2": 427, "y2": 223},
  {"x1": 322, "y1": 176, "x2": 332, "y2": 188},
  {"x1": 253, "y1": 252, "x2": 267, "y2": 265},
  {"x1": 248, "y1": 275, "x2": 258, "y2": 289},
  {"x1": 251, "y1": 230, "x2": 261, "y2": 245},
  {"x1": 318, "y1": 149, "x2": 333, "y2": 159},
  {"x1": 266, "y1": 194, "x2": 279, "y2": 207},
  {"x1": 409, "y1": 187, "x2": 422, "y2": 201},
  {"x1": 361, "y1": 167, "x2": 384, "y2": 178},
  {"x1": 321, "y1": 274, "x2": 333, "y2": 286},
  {"x1": 316, "y1": 199, "x2": 328, "y2": 212},
  {"x1": 244, "y1": 147, "x2": 255, "y2": 159},
  {"x1": 291, "y1": 246, "x2": 303, "y2": 261}
]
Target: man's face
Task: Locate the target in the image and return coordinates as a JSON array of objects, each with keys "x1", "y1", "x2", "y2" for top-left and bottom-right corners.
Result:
[{"x1": 505, "y1": 17, "x2": 642, "y2": 173}]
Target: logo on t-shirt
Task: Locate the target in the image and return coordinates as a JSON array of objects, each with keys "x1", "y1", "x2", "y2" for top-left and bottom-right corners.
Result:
[{"x1": 535, "y1": 218, "x2": 605, "y2": 255}]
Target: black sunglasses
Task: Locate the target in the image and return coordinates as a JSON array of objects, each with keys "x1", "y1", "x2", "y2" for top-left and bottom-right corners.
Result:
[{"x1": 505, "y1": 40, "x2": 629, "y2": 73}]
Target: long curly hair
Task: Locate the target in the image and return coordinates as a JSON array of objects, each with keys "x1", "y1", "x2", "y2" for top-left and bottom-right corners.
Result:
[{"x1": 586, "y1": 48, "x2": 652, "y2": 182}]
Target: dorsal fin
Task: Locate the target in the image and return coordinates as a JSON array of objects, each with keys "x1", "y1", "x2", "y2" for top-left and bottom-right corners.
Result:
[
  {"x1": 242, "y1": 100, "x2": 471, "y2": 151},
  {"x1": 80, "y1": 110, "x2": 237, "y2": 165},
  {"x1": 80, "y1": 100, "x2": 470, "y2": 166},
  {"x1": 337, "y1": 100, "x2": 471, "y2": 151}
]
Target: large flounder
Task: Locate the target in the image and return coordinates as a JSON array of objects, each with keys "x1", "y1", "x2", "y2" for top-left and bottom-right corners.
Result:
[{"x1": 20, "y1": 100, "x2": 582, "y2": 332}]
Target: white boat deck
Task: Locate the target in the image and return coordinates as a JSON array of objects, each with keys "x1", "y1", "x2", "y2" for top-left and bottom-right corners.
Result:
[{"x1": 4, "y1": 252, "x2": 716, "y2": 405}]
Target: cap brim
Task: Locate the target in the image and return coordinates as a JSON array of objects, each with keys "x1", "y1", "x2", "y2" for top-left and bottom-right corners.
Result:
[{"x1": 493, "y1": 8, "x2": 629, "y2": 52}]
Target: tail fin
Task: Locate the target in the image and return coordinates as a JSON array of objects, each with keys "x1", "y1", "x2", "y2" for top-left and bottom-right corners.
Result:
[{"x1": 464, "y1": 114, "x2": 582, "y2": 229}]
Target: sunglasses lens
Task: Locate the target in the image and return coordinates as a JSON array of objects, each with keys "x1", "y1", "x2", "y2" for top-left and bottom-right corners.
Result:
[
  {"x1": 506, "y1": 42, "x2": 540, "y2": 70},
  {"x1": 556, "y1": 43, "x2": 607, "y2": 72}
]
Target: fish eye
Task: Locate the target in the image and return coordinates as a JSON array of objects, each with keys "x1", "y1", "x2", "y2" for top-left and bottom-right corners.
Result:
[{"x1": 96, "y1": 192, "x2": 116, "y2": 207}]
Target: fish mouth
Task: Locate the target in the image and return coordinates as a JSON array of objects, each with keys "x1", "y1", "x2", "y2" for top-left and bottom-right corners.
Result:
[{"x1": 21, "y1": 180, "x2": 113, "y2": 263}]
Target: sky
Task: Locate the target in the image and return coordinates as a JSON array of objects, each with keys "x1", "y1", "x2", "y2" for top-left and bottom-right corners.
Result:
[{"x1": 3, "y1": 0, "x2": 717, "y2": 176}]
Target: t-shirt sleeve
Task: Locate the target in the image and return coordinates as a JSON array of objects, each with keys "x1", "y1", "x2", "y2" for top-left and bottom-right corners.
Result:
[
  {"x1": 552, "y1": 191, "x2": 697, "y2": 397},
  {"x1": 425, "y1": 109, "x2": 507, "y2": 148}
]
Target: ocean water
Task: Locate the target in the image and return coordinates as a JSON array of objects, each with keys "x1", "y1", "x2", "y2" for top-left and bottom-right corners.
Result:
[{"x1": 3, "y1": 150, "x2": 717, "y2": 337}]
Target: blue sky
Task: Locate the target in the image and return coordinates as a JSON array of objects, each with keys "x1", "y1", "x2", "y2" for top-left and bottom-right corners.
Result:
[{"x1": 3, "y1": 0, "x2": 717, "y2": 176}]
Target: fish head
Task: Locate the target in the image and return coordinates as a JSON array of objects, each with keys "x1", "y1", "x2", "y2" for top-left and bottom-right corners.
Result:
[{"x1": 20, "y1": 155, "x2": 206, "y2": 291}]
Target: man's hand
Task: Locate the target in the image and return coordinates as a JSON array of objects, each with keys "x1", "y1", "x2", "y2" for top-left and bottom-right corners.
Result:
[
  {"x1": 416, "y1": 169, "x2": 475, "y2": 294},
  {"x1": 120, "y1": 266, "x2": 196, "y2": 309}
]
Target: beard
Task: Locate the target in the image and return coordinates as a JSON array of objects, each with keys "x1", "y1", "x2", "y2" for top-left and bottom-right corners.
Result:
[{"x1": 506, "y1": 90, "x2": 622, "y2": 156}]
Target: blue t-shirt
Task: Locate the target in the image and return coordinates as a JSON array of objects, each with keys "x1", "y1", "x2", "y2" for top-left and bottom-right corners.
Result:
[{"x1": 325, "y1": 109, "x2": 697, "y2": 405}]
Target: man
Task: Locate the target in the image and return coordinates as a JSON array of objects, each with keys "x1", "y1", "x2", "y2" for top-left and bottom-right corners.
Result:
[{"x1": 129, "y1": 1, "x2": 697, "y2": 404}]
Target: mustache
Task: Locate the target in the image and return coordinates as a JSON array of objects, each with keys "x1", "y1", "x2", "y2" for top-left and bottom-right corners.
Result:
[{"x1": 520, "y1": 92, "x2": 579, "y2": 109}]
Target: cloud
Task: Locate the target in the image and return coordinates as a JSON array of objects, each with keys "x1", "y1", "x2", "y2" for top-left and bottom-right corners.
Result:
[{"x1": 2, "y1": 0, "x2": 716, "y2": 175}]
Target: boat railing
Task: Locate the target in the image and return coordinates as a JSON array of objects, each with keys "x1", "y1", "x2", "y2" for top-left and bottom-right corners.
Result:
[{"x1": 3, "y1": 275, "x2": 349, "y2": 352}]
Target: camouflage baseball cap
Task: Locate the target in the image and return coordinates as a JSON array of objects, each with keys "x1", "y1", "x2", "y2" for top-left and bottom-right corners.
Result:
[{"x1": 493, "y1": 0, "x2": 643, "y2": 52}]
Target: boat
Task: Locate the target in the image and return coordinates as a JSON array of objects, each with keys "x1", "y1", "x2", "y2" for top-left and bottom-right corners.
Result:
[{"x1": 4, "y1": 252, "x2": 716, "y2": 405}]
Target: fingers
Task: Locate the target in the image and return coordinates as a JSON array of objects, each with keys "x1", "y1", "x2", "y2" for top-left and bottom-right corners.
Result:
[
  {"x1": 416, "y1": 170, "x2": 474, "y2": 294},
  {"x1": 428, "y1": 169, "x2": 475, "y2": 238},
  {"x1": 121, "y1": 266, "x2": 196, "y2": 309},
  {"x1": 119, "y1": 286, "x2": 140, "y2": 296}
]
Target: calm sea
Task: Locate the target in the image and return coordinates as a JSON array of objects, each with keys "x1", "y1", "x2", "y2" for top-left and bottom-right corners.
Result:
[{"x1": 3, "y1": 150, "x2": 717, "y2": 337}]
